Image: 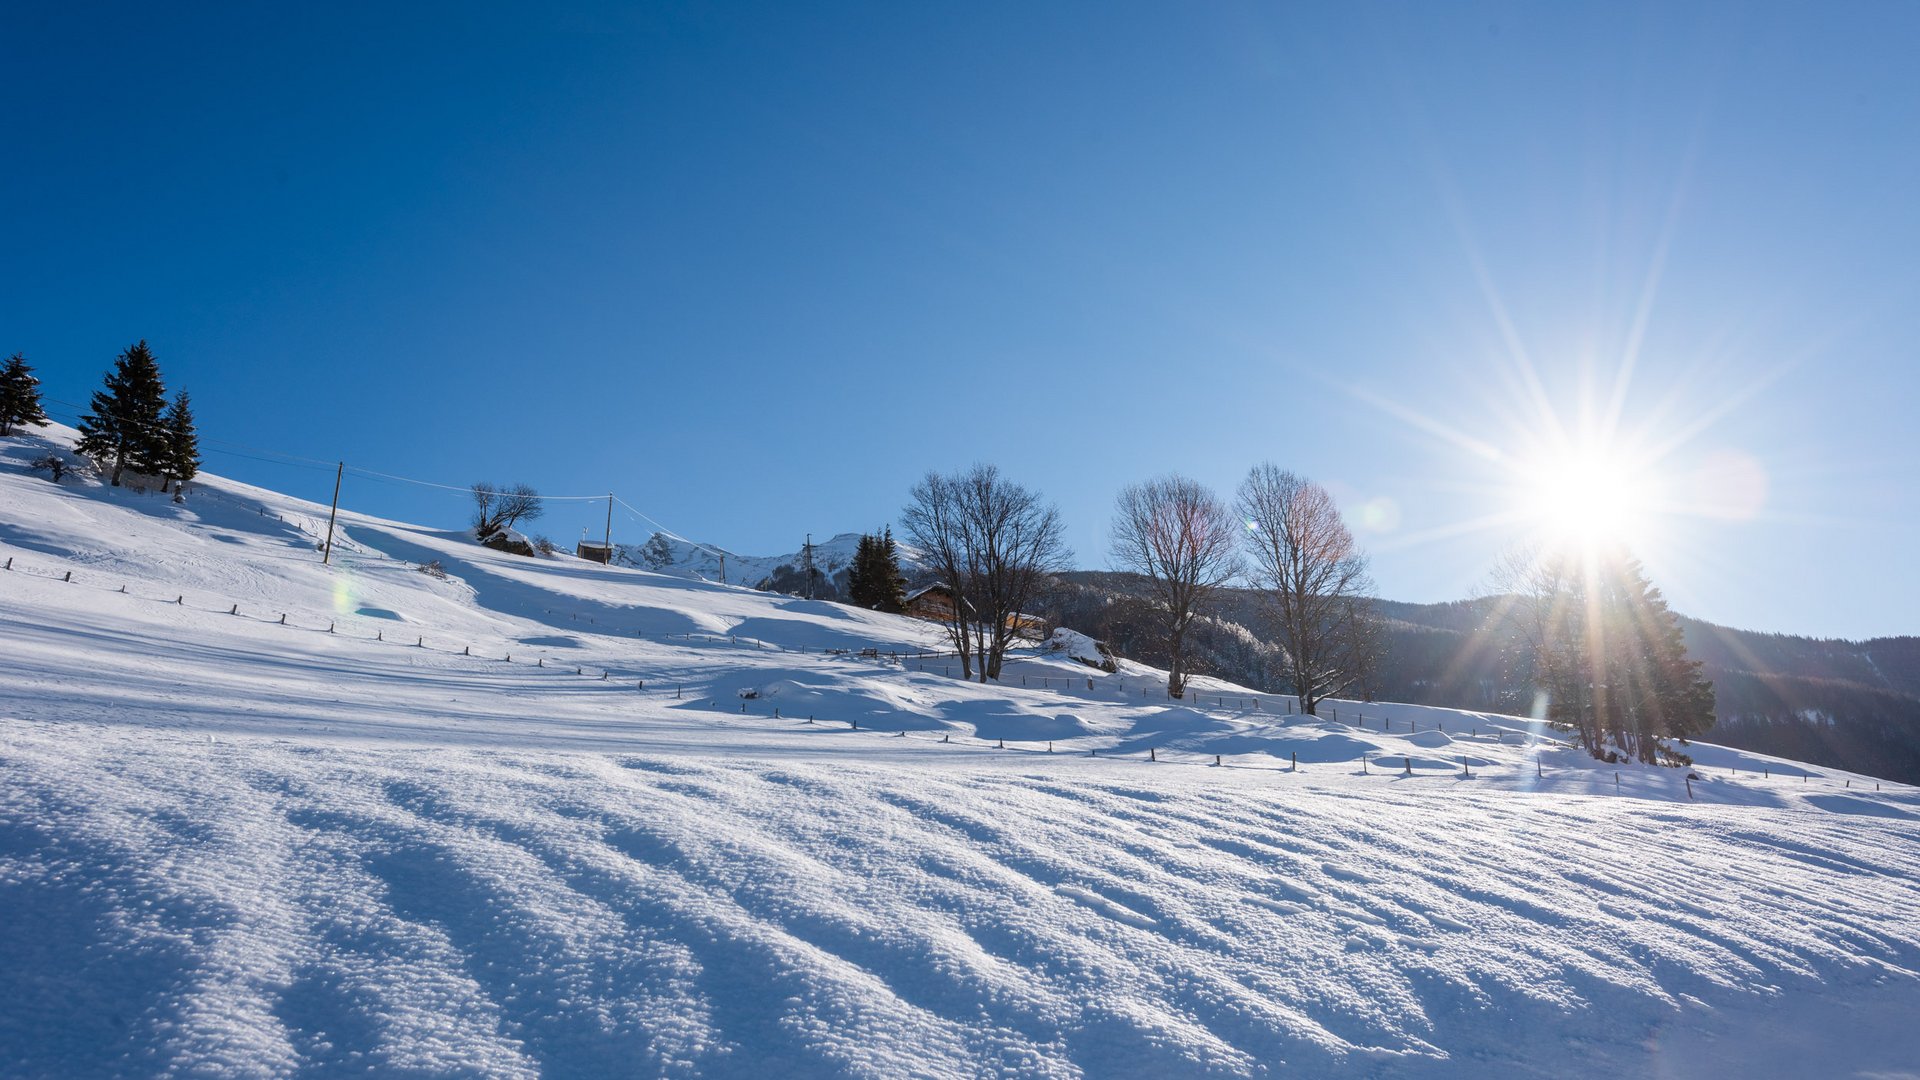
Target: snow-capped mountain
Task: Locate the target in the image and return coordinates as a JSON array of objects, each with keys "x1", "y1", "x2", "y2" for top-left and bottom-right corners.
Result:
[{"x1": 615, "y1": 530, "x2": 929, "y2": 596}]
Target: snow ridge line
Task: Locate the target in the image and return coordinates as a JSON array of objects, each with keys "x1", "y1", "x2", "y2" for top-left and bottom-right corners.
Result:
[
  {"x1": 0, "y1": 549, "x2": 1467, "y2": 735},
  {"x1": 0, "y1": 548, "x2": 948, "y2": 669},
  {"x1": 10, "y1": 548, "x2": 1875, "y2": 799}
]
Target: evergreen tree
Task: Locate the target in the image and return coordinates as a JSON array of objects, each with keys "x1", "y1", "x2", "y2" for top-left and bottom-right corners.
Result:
[
  {"x1": 875, "y1": 527, "x2": 907, "y2": 613},
  {"x1": 1508, "y1": 547, "x2": 1716, "y2": 764},
  {"x1": 0, "y1": 353, "x2": 48, "y2": 436},
  {"x1": 846, "y1": 533, "x2": 880, "y2": 609},
  {"x1": 1617, "y1": 556, "x2": 1715, "y2": 761},
  {"x1": 75, "y1": 341, "x2": 168, "y2": 486},
  {"x1": 846, "y1": 530, "x2": 908, "y2": 612},
  {"x1": 161, "y1": 390, "x2": 201, "y2": 497}
]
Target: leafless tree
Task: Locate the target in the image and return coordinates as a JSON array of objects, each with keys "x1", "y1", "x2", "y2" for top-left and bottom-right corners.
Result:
[
  {"x1": 960, "y1": 465, "x2": 1070, "y2": 680},
  {"x1": 30, "y1": 453, "x2": 67, "y2": 483},
  {"x1": 1235, "y1": 464, "x2": 1376, "y2": 715},
  {"x1": 1109, "y1": 474, "x2": 1242, "y2": 699},
  {"x1": 903, "y1": 464, "x2": 1069, "y2": 682},
  {"x1": 903, "y1": 471, "x2": 978, "y2": 677},
  {"x1": 471, "y1": 482, "x2": 543, "y2": 542}
]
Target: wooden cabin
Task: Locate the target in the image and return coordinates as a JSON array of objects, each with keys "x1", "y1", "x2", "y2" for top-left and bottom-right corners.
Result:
[
  {"x1": 904, "y1": 583, "x2": 1048, "y2": 639},
  {"x1": 904, "y1": 583, "x2": 958, "y2": 622}
]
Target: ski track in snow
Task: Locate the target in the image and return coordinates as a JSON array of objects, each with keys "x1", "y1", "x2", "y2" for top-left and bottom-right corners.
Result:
[{"x1": 4, "y1": 425, "x2": 1920, "y2": 1079}]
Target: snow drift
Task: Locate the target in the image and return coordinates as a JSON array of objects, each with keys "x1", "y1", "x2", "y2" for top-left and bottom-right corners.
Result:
[{"x1": 3, "y1": 423, "x2": 1920, "y2": 1078}]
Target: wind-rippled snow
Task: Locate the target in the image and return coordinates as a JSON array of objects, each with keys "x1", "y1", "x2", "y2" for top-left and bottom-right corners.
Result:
[{"x1": 5, "y1": 426, "x2": 1920, "y2": 1078}]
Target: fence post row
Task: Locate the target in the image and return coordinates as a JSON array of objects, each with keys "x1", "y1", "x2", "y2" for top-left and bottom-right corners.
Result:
[{"x1": 20, "y1": 555, "x2": 1899, "y2": 797}]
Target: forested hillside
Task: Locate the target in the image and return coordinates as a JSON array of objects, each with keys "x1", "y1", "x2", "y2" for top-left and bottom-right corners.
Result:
[{"x1": 1036, "y1": 573, "x2": 1920, "y2": 782}]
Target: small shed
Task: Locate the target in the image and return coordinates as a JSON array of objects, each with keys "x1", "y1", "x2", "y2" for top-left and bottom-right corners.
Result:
[{"x1": 576, "y1": 540, "x2": 613, "y2": 564}]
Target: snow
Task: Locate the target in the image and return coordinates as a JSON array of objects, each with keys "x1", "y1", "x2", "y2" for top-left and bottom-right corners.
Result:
[
  {"x1": 4, "y1": 422, "x2": 1920, "y2": 1078},
  {"x1": 618, "y1": 531, "x2": 925, "y2": 591}
]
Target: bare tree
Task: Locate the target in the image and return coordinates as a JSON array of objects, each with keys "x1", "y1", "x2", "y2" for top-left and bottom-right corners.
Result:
[
  {"x1": 471, "y1": 482, "x2": 543, "y2": 542},
  {"x1": 1235, "y1": 464, "x2": 1375, "y2": 715},
  {"x1": 903, "y1": 471, "x2": 976, "y2": 677},
  {"x1": 903, "y1": 464, "x2": 1069, "y2": 682},
  {"x1": 1109, "y1": 474, "x2": 1242, "y2": 699},
  {"x1": 961, "y1": 465, "x2": 1070, "y2": 680}
]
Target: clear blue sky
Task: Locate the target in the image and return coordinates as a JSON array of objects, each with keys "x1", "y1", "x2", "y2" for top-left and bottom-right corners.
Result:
[{"x1": 5, "y1": 3, "x2": 1916, "y2": 639}]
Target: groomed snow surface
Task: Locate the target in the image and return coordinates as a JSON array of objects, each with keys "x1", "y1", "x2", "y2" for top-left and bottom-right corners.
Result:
[{"x1": 4, "y1": 426, "x2": 1920, "y2": 1079}]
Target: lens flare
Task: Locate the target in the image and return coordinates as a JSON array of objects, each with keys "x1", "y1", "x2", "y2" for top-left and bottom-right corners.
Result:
[{"x1": 1523, "y1": 448, "x2": 1658, "y2": 549}]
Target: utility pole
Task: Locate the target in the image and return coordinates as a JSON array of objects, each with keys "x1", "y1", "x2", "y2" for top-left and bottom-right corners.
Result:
[
  {"x1": 603, "y1": 494, "x2": 613, "y2": 565},
  {"x1": 803, "y1": 533, "x2": 815, "y2": 599},
  {"x1": 718, "y1": 553, "x2": 726, "y2": 585},
  {"x1": 322, "y1": 461, "x2": 343, "y2": 565}
]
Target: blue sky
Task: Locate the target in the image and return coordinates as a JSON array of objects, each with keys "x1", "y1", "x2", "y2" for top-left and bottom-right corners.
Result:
[{"x1": 5, "y1": 3, "x2": 1916, "y2": 638}]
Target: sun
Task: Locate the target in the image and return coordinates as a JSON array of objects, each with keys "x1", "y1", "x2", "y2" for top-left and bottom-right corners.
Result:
[{"x1": 1522, "y1": 447, "x2": 1658, "y2": 550}]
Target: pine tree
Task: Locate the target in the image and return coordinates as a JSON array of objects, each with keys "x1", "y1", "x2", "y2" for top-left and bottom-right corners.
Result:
[
  {"x1": 1513, "y1": 548, "x2": 1716, "y2": 764},
  {"x1": 75, "y1": 341, "x2": 168, "y2": 486},
  {"x1": 1619, "y1": 557, "x2": 1715, "y2": 761},
  {"x1": 845, "y1": 530, "x2": 908, "y2": 612},
  {"x1": 0, "y1": 353, "x2": 48, "y2": 437},
  {"x1": 161, "y1": 391, "x2": 201, "y2": 497},
  {"x1": 846, "y1": 533, "x2": 880, "y2": 609},
  {"x1": 876, "y1": 527, "x2": 907, "y2": 613}
]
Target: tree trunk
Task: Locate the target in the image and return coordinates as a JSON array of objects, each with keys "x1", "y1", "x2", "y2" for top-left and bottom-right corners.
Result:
[{"x1": 1167, "y1": 629, "x2": 1186, "y2": 699}]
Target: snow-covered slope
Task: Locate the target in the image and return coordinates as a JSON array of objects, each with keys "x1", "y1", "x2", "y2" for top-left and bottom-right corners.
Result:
[{"x1": 4, "y1": 423, "x2": 1920, "y2": 1079}]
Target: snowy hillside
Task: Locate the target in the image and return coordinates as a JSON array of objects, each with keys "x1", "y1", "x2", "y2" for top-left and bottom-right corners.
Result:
[{"x1": 4, "y1": 423, "x2": 1920, "y2": 1079}]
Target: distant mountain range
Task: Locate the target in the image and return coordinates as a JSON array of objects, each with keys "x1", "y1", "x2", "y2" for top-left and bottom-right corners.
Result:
[
  {"x1": 1037, "y1": 572, "x2": 1920, "y2": 784},
  {"x1": 612, "y1": 532, "x2": 932, "y2": 598}
]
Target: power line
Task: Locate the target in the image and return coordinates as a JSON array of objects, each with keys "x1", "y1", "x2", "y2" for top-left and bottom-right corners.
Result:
[
  {"x1": 343, "y1": 465, "x2": 609, "y2": 500},
  {"x1": 42, "y1": 397, "x2": 614, "y2": 502},
  {"x1": 36, "y1": 397, "x2": 736, "y2": 555},
  {"x1": 40, "y1": 396, "x2": 340, "y2": 468},
  {"x1": 612, "y1": 495, "x2": 732, "y2": 561}
]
